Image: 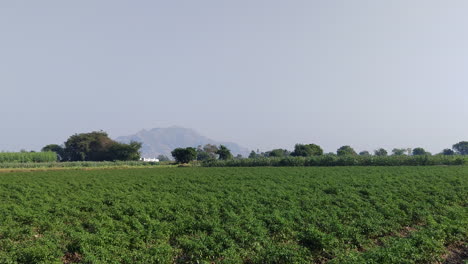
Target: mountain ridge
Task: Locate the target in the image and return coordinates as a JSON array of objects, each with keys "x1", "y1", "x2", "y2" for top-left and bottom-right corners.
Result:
[{"x1": 115, "y1": 126, "x2": 250, "y2": 158}]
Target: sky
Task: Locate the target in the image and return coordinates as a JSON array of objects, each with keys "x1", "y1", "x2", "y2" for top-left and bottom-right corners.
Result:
[{"x1": 1, "y1": 1, "x2": 467, "y2": 154}]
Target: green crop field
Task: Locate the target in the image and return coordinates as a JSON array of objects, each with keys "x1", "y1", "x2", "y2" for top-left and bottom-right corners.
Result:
[
  {"x1": 0, "y1": 152, "x2": 57, "y2": 163},
  {"x1": 0, "y1": 167, "x2": 466, "y2": 264}
]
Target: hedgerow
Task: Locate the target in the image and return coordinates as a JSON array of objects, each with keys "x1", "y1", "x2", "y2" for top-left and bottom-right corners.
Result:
[{"x1": 202, "y1": 155, "x2": 466, "y2": 167}]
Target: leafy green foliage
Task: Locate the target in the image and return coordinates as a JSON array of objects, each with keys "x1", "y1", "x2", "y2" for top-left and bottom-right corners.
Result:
[
  {"x1": 202, "y1": 155, "x2": 466, "y2": 167},
  {"x1": 291, "y1": 144, "x2": 323, "y2": 157},
  {"x1": 248, "y1": 151, "x2": 258, "y2": 159},
  {"x1": 62, "y1": 131, "x2": 141, "y2": 161},
  {"x1": 337, "y1": 146, "x2": 357, "y2": 156},
  {"x1": 108, "y1": 141, "x2": 142, "y2": 161},
  {"x1": 268, "y1": 149, "x2": 290, "y2": 158},
  {"x1": 374, "y1": 148, "x2": 388, "y2": 156},
  {"x1": 0, "y1": 167, "x2": 465, "y2": 263},
  {"x1": 216, "y1": 145, "x2": 233, "y2": 160},
  {"x1": 0, "y1": 152, "x2": 57, "y2": 163},
  {"x1": 196, "y1": 144, "x2": 219, "y2": 161},
  {"x1": 391, "y1": 148, "x2": 406, "y2": 156},
  {"x1": 453, "y1": 141, "x2": 468, "y2": 155},
  {"x1": 41, "y1": 144, "x2": 65, "y2": 161},
  {"x1": 441, "y1": 149, "x2": 455, "y2": 155},
  {"x1": 412, "y1": 147, "x2": 428, "y2": 156},
  {"x1": 171, "y1": 147, "x2": 197, "y2": 163}
]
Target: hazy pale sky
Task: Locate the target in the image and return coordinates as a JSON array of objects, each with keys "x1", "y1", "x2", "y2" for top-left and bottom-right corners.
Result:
[{"x1": 1, "y1": 1, "x2": 467, "y2": 154}]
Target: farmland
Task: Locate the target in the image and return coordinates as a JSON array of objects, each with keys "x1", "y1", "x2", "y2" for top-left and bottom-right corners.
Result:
[
  {"x1": 0, "y1": 152, "x2": 57, "y2": 163},
  {"x1": 0, "y1": 167, "x2": 466, "y2": 263}
]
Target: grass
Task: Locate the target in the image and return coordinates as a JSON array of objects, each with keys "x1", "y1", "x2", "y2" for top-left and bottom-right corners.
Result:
[{"x1": 0, "y1": 167, "x2": 466, "y2": 263}]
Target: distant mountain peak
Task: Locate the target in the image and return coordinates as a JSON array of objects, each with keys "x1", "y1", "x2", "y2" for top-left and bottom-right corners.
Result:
[{"x1": 115, "y1": 127, "x2": 249, "y2": 158}]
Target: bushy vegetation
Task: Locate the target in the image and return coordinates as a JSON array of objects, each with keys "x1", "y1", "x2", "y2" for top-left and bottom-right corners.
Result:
[
  {"x1": 0, "y1": 167, "x2": 465, "y2": 263},
  {"x1": 0, "y1": 161, "x2": 165, "y2": 169},
  {"x1": 291, "y1": 144, "x2": 323, "y2": 157},
  {"x1": 187, "y1": 141, "x2": 468, "y2": 166},
  {"x1": 171, "y1": 147, "x2": 197, "y2": 163},
  {"x1": 43, "y1": 131, "x2": 142, "y2": 162},
  {"x1": 203, "y1": 155, "x2": 466, "y2": 167},
  {"x1": 0, "y1": 152, "x2": 57, "y2": 163}
]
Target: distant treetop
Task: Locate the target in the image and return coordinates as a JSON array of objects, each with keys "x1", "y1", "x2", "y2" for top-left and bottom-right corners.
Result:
[{"x1": 291, "y1": 144, "x2": 323, "y2": 157}]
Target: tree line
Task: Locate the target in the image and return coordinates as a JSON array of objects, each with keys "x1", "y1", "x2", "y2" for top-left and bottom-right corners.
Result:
[
  {"x1": 171, "y1": 141, "x2": 468, "y2": 164},
  {"x1": 248, "y1": 142, "x2": 468, "y2": 159},
  {"x1": 171, "y1": 144, "x2": 234, "y2": 163},
  {"x1": 41, "y1": 130, "x2": 468, "y2": 164}
]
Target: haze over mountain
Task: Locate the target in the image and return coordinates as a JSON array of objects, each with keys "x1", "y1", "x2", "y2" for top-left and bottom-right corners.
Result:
[{"x1": 116, "y1": 126, "x2": 250, "y2": 158}]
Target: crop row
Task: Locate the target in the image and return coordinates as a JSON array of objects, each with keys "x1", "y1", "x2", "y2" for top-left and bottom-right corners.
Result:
[
  {"x1": 0, "y1": 167, "x2": 466, "y2": 263},
  {"x1": 0, "y1": 152, "x2": 57, "y2": 163}
]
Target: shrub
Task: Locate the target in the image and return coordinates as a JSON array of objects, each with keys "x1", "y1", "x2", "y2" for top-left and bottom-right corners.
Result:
[{"x1": 201, "y1": 155, "x2": 466, "y2": 167}]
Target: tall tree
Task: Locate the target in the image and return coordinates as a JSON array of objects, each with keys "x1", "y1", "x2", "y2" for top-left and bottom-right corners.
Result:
[
  {"x1": 337, "y1": 146, "x2": 357, "y2": 156},
  {"x1": 216, "y1": 145, "x2": 233, "y2": 160},
  {"x1": 391, "y1": 148, "x2": 406, "y2": 156},
  {"x1": 291, "y1": 144, "x2": 323, "y2": 157},
  {"x1": 441, "y1": 149, "x2": 455, "y2": 156},
  {"x1": 196, "y1": 144, "x2": 219, "y2": 161},
  {"x1": 412, "y1": 147, "x2": 427, "y2": 156},
  {"x1": 248, "y1": 150, "x2": 258, "y2": 159},
  {"x1": 453, "y1": 141, "x2": 468, "y2": 155},
  {"x1": 374, "y1": 148, "x2": 388, "y2": 156},
  {"x1": 171, "y1": 147, "x2": 197, "y2": 163},
  {"x1": 107, "y1": 141, "x2": 142, "y2": 161}
]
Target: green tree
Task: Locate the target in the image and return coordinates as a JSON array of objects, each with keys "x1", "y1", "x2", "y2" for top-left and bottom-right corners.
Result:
[
  {"x1": 196, "y1": 146, "x2": 211, "y2": 161},
  {"x1": 441, "y1": 149, "x2": 455, "y2": 156},
  {"x1": 41, "y1": 144, "x2": 65, "y2": 161},
  {"x1": 453, "y1": 141, "x2": 468, "y2": 155},
  {"x1": 291, "y1": 144, "x2": 323, "y2": 157},
  {"x1": 337, "y1": 146, "x2": 357, "y2": 156},
  {"x1": 171, "y1": 147, "x2": 197, "y2": 163},
  {"x1": 248, "y1": 151, "x2": 258, "y2": 159},
  {"x1": 63, "y1": 131, "x2": 141, "y2": 161},
  {"x1": 216, "y1": 145, "x2": 233, "y2": 160},
  {"x1": 412, "y1": 147, "x2": 427, "y2": 156},
  {"x1": 374, "y1": 148, "x2": 388, "y2": 156},
  {"x1": 391, "y1": 148, "x2": 406, "y2": 156},
  {"x1": 64, "y1": 131, "x2": 112, "y2": 161},
  {"x1": 359, "y1": 150, "x2": 370, "y2": 156},
  {"x1": 107, "y1": 141, "x2": 142, "y2": 161},
  {"x1": 196, "y1": 144, "x2": 219, "y2": 161},
  {"x1": 268, "y1": 149, "x2": 290, "y2": 158}
]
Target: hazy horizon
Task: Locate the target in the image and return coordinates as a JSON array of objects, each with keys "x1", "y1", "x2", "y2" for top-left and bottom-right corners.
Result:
[{"x1": 1, "y1": 1, "x2": 467, "y2": 154}]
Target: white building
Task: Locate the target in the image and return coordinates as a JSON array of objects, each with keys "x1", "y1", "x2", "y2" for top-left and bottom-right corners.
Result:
[{"x1": 141, "y1": 157, "x2": 159, "y2": 162}]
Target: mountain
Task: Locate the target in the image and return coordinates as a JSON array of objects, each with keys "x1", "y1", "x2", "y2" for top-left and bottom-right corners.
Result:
[{"x1": 115, "y1": 126, "x2": 250, "y2": 158}]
